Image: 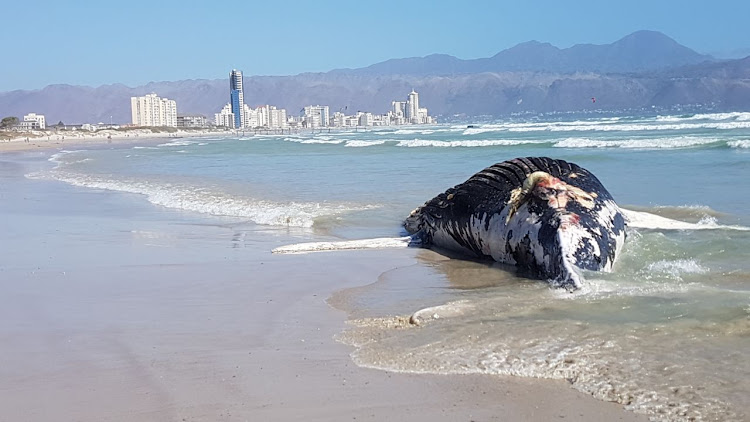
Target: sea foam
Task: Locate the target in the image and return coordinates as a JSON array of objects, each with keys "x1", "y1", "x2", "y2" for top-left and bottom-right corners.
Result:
[
  {"x1": 553, "y1": 136, "x2": 724, "y2": 149},
  {"x1": 396, "y1": 139, "x2": 540, "y2": 148},
  {"x1": 33, "y1": 171, "x2": 369, "y2": 228},
  {"x1": 622, "y1": 209, "x2": 749, "y2": 231}
]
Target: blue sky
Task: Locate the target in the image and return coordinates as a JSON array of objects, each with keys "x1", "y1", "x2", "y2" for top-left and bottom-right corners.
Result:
[{"x1": 3, "y1": 0, "x2": 749, "y2": 91}]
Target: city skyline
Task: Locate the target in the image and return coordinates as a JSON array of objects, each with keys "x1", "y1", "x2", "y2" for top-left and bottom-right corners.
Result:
[{"x1": 2, "y1": 0, "x2": 750, "y2": 91}]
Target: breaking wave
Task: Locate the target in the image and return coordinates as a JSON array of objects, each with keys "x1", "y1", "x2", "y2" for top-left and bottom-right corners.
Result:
[
  {"x1": 29, "y1": 171, "x2": 370, "y2": 228},
  {"x1": 396, "y1": 139, "x2": 542, "y2": 148},
  {"x1": 345, "y1": 140, "x2": 387, "y2": 147},
  {"x1": 553, "y1": 136, "x2": 724, "y2": 149},
  {"x1": 157, "y1": 140, "x2": 202, "y2": 147}
]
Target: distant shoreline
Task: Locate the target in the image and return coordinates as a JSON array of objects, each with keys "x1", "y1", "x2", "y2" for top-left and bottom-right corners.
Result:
[
  {"x1": 0, "y1": 124, "x2": 429, "y2": 153},
  {"x1": 0, "y1": 128, "x2": 232, "y2": 153}
]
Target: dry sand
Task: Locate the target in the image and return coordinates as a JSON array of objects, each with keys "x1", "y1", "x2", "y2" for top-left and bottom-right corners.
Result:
[{"x1": 0, "y1": 149, "x2": 646, "y2": 421}]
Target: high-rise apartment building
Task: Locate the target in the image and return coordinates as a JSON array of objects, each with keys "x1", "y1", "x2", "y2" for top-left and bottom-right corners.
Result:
[
  {"x1": 131, "y1": 93, "x2": 178, "y2": 127},
  {"x1": 214, "y1": 103, "x2": 235, "y2": 128},
  {"x1": 303, "y1": 105, "x2": 329, "y2": 128},
  {"x1": 230, "y1": 69, "x2": 245, "y2": 129},
  {"x1": 406, "y1": 90, "x2": 419, "y2": 123}
]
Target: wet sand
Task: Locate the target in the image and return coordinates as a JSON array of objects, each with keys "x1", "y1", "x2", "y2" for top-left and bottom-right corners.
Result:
[{"x1": 0, "y1": 150, "x2": 645, "y2": 421}]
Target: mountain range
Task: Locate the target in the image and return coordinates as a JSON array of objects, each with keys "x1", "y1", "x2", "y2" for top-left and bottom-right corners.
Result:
[{"x1": 1, "y1": 30, "x2": 749, "y2": 124}]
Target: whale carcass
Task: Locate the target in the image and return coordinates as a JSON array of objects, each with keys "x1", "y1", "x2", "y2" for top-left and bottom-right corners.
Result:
[{"x1": 404, "y1": 157, "x2": 626, "y2": 289}]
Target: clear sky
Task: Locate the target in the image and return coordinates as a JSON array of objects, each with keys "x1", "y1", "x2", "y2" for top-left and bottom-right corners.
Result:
[{"x1": 3, "y1": 0, "x2": 749, "y2": 91}]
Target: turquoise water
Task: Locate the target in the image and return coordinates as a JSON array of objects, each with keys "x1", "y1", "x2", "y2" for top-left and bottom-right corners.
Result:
[{"x1": 34, "y1": 112, "x2": 750, "y2": 421}]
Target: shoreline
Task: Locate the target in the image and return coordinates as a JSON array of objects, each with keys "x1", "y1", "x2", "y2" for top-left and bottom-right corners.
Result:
[
  {"x1": 0, "y1": 124, "x2": 402, "y2": 153},
  {"x1": 0, "y1": 128, "x2": 233, "y2": 153},
  {"x1": 0, "y1": 147, "x2": 647, "y2": 421}
]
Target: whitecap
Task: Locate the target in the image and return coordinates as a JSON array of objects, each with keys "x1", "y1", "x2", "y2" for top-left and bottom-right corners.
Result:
[
  {"x1": 553, "y1": 136, "x2": 723, "y2": 149},
  {"x1": 345, "y1": 140, "x2": 387, "y2": 147},
  {"x1": 396, "y1": 139, "x2": 541, "y2": 148},
  {"x1": 157, "y1": 140, "x2": 199, "y2": 147}
]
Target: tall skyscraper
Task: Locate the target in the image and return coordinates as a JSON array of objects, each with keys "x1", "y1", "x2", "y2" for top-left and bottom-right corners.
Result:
[
  {"x1": 406, "y1": 90, "x2": 419, "y2": 123},
  {"x1": 230, "y1": 69, "x2": 245, "y2": 129}
]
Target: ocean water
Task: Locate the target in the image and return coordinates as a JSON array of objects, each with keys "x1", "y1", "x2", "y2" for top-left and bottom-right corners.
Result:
[{"x1": 31, "y1": 111, "x2": 750, "y2": 421}]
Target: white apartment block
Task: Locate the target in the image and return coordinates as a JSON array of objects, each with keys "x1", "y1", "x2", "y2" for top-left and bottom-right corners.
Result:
[
  {"x1": 358, "y1": 112, "x2": 373, "y2": 127},
  {"x1": 243, "y1": 105, "x2": 288, "y2": 129},
  {"x1": 244, "y1": 104, "x2": 260, "y2": 128},
  {"x1": 332, "y1": 112, "x2": 346, "y2": 127},
  {"x1": 22, "y1": 112, "x2": 46, "y2": 129},
  {"x1": 392, "y1": 101, "x2": 405, "y2": 117},
  {"x1": 267, "y1": 106, "x2": 287, "y2": 129},
  {"x1": 131, "y1": 94, "x2": 177, "y2": 127},
  {"x1": 345, "y1": 116, "x2": 359, "y2": 127},
  {"x1": 215, "y1": 103, "x2": 235, "y2": 128},
  {"x1": 418, "y1": 108, "x2": 429, "y2": 125},
  {"x1": 303, "y1": 105, "x2": 329, "y2": 128}
]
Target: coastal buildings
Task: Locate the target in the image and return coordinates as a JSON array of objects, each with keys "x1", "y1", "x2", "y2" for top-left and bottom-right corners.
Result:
[
  {"x1": 244, "y1": 105, "x2": 288, "y2": 129},
  {"x1": 230, "y1": 69, "x2": 245, "y2": 129},
  {"x1": 215, "y1": 104, "x2": 235, "y2": 128},
  {"x1": 265, "y1": 106, "x2": 288, "y2": 129},
  {"x1": 396, "y1": 90, "x2": 433, "y2": 125},
  {"x1": 391, "y1": 101, "x2": 406, "y2": 125},
  {"x1": 212, "y1": 71, "x2": 430, "y2": 130},
  {"x1": 321, "y1": 90, "x2": 432, "y2": 127},
  {"x1": 20, "y1": 113, "x2": 46, "y2": 130},
  {"x1": 215, "y1": 102, "x2": 288, "y2": 130},
  {"x1": 130, "y1": 93, "x2": 177, "y2": 127},
  {"x1": 214, "y1": 69, "x2": 288, "y2": 130},
  {"x1": 303, "y1": 105, "x2": 329, "y2": 128},
  {"x1": 177, "y1": 115, "x2": 208, "y2": 128}
]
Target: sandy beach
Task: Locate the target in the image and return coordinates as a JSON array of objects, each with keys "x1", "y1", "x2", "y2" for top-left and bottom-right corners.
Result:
[{"x1": 0, "y1": 143, "x2": 646, "y2": 421}]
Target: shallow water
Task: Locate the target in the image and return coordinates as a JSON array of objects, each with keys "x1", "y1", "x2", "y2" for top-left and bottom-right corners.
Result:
[{"x1": 30, "y1": 111, "x2": 750, "y2": 421}]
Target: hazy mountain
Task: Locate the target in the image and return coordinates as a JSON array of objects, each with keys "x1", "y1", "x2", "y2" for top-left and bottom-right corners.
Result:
[
  {"x1": 1, "y1": 31, "x2": 748, "y2": 124},
  {"x1": 337, "y1": 31, "x2": 712, "y2": 76}
]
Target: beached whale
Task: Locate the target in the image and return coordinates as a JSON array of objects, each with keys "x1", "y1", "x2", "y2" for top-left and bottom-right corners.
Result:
[
  {"x1": 403, "y1": 157, "x2": 626, "y2": 289},
  {"x1": 273, "y1": 156, "x2": 626, "y2": 290}
]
